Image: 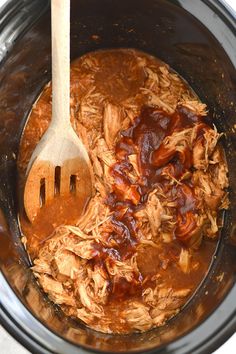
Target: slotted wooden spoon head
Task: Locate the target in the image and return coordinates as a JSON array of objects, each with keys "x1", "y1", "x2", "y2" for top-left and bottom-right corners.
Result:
[{"x1": 24, "y1": 127, "x2": 93, "y2": 223}]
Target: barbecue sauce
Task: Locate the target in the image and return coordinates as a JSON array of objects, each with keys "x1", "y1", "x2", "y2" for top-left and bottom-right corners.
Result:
[{"x1": 106, "y1": 106, "x2": 209, "y2": 258}]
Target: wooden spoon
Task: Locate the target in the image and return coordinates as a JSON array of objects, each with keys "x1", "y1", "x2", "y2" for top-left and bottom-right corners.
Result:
[{"x1": 24, "y1": 0, "x2": 92, "y2": 223}]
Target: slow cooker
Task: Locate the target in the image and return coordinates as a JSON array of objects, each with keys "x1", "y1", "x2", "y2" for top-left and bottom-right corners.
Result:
[{"x1": 0, "y1": 0, "x2": 235, "y2": 353}]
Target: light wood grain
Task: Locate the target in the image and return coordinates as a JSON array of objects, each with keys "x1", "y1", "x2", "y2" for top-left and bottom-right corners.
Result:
[{"x1": 24, "y1": 0, "x2": 92, "y2": 222}]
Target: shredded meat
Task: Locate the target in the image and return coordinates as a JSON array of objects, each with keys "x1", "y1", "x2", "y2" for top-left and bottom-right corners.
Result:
[
  {"x1": 145, "y1": 190, "x2": 163, "y2": 236},
  {"x1": 18, "y1": 49, "x2": 229, "y2": 334},
  {"x1": 103, "y1": 103, "x2": 124, "y2": 148}
]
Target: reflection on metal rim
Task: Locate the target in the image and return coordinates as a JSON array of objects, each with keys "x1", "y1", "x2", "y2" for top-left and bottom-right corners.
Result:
[
  {"x1": 0, "y1": 0, "x2": 49, "y2": 63},
  {"x1": 178, "y1": 0, "x2": 236, "y2": 66}
]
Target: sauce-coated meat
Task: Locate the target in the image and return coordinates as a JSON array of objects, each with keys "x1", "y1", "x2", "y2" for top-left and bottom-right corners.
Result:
[{"x1": 18, "y1": 49, "x2": 229, "y2": 334}]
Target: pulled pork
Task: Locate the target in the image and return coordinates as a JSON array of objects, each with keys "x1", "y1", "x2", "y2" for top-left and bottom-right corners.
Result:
[{"x1": 19, "y1": 49, "x2": 229, "y2": 334}]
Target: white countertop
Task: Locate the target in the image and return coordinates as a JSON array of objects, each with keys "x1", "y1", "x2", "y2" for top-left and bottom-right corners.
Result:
[
  {"x1": 0, "y1": 326, "x2": 30, "y2": 354},
  {"x1": 0, "y1": 0, "x2": 235, "y2": 353}
]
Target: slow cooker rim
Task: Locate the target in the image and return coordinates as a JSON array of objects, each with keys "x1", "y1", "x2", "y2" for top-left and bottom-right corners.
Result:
[
  {"x1": 204, "y1": 0, "x2": 236, "y2": 33},
  {"x1": 0, "y1": 0, "x2": 236, "y2": 353}
]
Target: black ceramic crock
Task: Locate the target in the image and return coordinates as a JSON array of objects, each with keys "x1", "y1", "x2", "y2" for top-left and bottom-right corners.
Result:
[{"x1": 0, "y1": 0, "x2": 235, "y2": 353}]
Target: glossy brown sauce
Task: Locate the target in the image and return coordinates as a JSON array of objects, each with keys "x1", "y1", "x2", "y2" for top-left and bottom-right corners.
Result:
[
  {"x1": 91, "y1": 107, "x2": 213, "y2": 288},
  {"x1": 20, "y1": 195, "x2": 85, "y2": 258},
  {"x1": 17, "y1": 49, "x2": 226, "y2": 334},
  {"x1": 107, "y1": 107, "x2": 207, "y2": 251}
]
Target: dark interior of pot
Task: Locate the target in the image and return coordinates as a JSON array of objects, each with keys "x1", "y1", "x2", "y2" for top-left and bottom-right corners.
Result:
[{"x1": 0, "y1": 0, "x2": 236, "y2": 353}]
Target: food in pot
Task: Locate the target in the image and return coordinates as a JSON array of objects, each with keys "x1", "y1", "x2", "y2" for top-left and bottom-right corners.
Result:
[{"x1": 18, "y1": 49, "x2": 229, "y2": 334}]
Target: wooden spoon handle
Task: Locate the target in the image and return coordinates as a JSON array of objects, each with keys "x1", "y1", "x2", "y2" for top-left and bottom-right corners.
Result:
[{"x1": 51, "y1": 0, "x2": 70, "y2": 128}]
